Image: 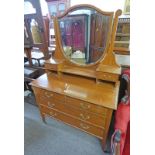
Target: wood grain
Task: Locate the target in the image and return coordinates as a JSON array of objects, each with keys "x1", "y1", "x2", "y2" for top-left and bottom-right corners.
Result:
[{"x1": 31, "y1": 5, "x2": 122, "y2": 152}]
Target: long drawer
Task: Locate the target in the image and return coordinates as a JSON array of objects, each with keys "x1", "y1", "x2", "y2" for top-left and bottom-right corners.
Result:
[
  {"x1": 40, "y1": 89, "x2": 65, "y2": 102},
  {"x1": 39, "y1": 98, "x2": 106, "y2": 128},
  {"x1": 35, "y1": 88, "x2": 108, "y2": 119},
  {"x1": 65, "y1": 96, "x2": 108, "y2": 116},
  {"x1": 38, "y1": 89, "x2": 108, "y2": 116},
  {"x1": 40, "y1": 105, "x2": 104, "y2": 139}
]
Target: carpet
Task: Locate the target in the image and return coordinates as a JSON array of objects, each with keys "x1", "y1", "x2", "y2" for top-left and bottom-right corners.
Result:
[{"x1": 24, "y1": 102, "x2": 111, "y2": 155}]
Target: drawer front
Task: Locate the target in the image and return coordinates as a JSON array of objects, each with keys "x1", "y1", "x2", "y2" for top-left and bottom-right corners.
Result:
[
  {"x1": 66, "y1": 96, "x2": 108, "y2": 116},
  {"x1": 41, "y1": 106, "x2": 104, "y2": 139},
  {"x1": 33, "y1": 88, "x2": 65, "y2": 103},
  {"x1": 40, "y1": 99, "x2": 106, "y2": 128},
  {"x1": 96, "y1": 72, "x2": 119, "y2": 82},
  {"x1": 40, "y1": 90, "x2": 65, "y2": 102}
]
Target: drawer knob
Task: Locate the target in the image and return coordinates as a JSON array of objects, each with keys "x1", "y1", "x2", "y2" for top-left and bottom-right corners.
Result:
[
  {"x1": 44, "y1": 91, "x2": 53, "y2": 98},
  {"x1": 80, "y1": 123, "x2": 90, "y2": 129},
  {"x1": 48, "y1": 102, "x2": 55, "y2": 108},
  {"x1": 80, "y1": 103, "x2": 90, "y2": 109},
  {"x1": 49, "y1": 111, "x2": 57, "y2": 117},
  {"x1": 80, "y1": 113, "x2": 90, "y2": 120}
]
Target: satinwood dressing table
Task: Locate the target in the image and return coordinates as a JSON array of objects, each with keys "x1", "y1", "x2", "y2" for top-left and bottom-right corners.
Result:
[{"x1": 30, "y1": 4, "x2": 122, "y2": 150}]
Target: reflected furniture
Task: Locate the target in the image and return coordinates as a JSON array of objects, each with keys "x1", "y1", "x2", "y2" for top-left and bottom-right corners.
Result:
[
  {"x1": 24, "y1": 45, "x2": 33, "y2": 66},
  {"x1": 111, "y1": 69, "x2": 130, "y2": 155},
  {"x1": 114, "y1": 15, "x2": 130, "y2": 55},
  {"x1": 31, "y1": 4, "x2": 122, "y2": 151},
  {"x1": 45, "y1": 0, "x2": 70, "y2": 16},
  {"x1": 24, "y1": 0, "x2": 49, "y2": 58}
]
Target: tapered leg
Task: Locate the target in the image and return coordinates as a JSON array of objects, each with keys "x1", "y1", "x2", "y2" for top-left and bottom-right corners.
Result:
[
  {"x1": 41, "y1": 113, "x2": 46, "y2": 123},
  {"x1": 102, "y1": 139, "x2": 108, "y2": 152}
]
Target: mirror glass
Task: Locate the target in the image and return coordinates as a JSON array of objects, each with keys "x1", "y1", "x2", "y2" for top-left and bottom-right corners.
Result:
[
  {"x1": 58, "y1": 7, "x2": 112, "y2": 65},
  {"x1": 30, "y1": 19, "x2": 42, "y2": 44}
]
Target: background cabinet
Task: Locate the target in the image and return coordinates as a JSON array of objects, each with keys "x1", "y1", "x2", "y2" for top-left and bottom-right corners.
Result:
[
  {"x1": 45, "y1": 0, "x2": 70, "y2": 16},
  {"x1": 114, "y1": 15, "x2": 130, "y2": 55},
  {"x1": 24, "y1": 0, "x2": 49, "y2": 57}
]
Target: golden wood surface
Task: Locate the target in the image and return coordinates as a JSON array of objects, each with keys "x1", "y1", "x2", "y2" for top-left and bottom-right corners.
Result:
[
  {"x1": 41, "y1": 105, "x2": 105, "y2": 139},
  {"x1": 31, "y1": 73, "x2": 119, "y2": 110},
  {"x1": 31, "y1": 4, "x2": 122, "y2": 151}
]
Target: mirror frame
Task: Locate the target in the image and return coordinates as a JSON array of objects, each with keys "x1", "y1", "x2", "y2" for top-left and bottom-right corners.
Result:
[{"x1": 52, "y1": 4, "x2": 122, "y2": 67}]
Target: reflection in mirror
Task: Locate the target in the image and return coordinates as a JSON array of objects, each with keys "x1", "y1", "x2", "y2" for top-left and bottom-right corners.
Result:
[
  {"x1": 30, "y1": 19, "x2": 42, "y2": 44},
  {"x1": 58, "y1": 8, "x2": 111, "y2": 65}
]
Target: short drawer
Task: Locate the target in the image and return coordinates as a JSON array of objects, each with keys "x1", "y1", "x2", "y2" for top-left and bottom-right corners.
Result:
[
  {"x1": 96, "y1": 72, "x2": 119, "y2": 82},
  {"x1": 40, "y1": 100, "x2": 106, "y2": 128},
  {"x1": 66, "y1": 96, "x2": 108, "y2": 116},
  {"x1": 41, "y1": 106, "x2": 104, "y2": 139}
]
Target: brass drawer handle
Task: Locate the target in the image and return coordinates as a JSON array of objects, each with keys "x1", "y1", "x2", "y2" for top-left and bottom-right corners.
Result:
[
  {"x1": 80, "y1": 113, "x2": 90, "y2": 120},
  {"x1": 80, "y1": 123, "x2": 90, "y2": 130},
  {"x1": 80, "y1": 103, "x2": 90, "y2": 109},
  {"x1": 44, "y1": 91, "x2": 53, "y2": 98},
  {"x1": 47, "y1": 102, "x2": 55, "y2": 108},
  {"x1": 49, "y1": 111, "x2": 57, "y2": 117}
]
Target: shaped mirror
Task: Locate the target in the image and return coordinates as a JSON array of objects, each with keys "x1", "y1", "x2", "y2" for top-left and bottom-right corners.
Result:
[{"x1": 58, "y1": 6, "x2": 113, "y2": 65}]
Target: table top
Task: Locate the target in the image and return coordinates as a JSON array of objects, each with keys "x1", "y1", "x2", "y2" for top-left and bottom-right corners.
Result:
[{"x1": 31, "y1": 72, "x2": 120, "y2": 110}]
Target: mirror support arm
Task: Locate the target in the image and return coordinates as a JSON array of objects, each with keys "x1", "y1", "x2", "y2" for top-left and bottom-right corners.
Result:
[{"x1": 100, "y1": 9, "x2": 122, "y2": 67}]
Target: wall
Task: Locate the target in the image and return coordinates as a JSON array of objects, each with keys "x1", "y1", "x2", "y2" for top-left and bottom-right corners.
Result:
[
  {"x1": 71, "y1": 0, "x2": 125, "y2": 12},
  {"x1": 40, "y1": 0, "x2": 126, "y2": 15}
]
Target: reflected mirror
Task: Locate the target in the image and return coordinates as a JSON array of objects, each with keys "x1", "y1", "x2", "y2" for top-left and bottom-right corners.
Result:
[
  {"x1": 58, "y1": 7, "x2": 112, "y2": 65},
  {"x1": 30, "y1": 19, "x2": 42, "y2": 44}
]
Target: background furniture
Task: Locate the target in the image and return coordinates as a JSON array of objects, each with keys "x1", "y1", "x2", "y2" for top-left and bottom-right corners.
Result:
[
  {"x1": 31, "y1": 4, "x2": 122, "y2": 152},
  {"x1": 47, "y1": 0, "x2": 71, "y2": 48},
  {"x1": 115, "y1": 54, "x2": 130, "y2": 69},
  {"x1": 111, "y1": 69, "x2": 130, "y2": 155},
  {"x1": 46, "y1": 0, "x2": 70, "y2": 16},
  {"x1": 24, "y1": 0, "x2": 49, "y2": 58},
  {"x1": 24, "y1": 45, "x2": 33, "y2": 66},
  {"x1": 114, "y1": 15, "x2": 130, "y2": 55},
  {"x1": 24, "y1": 67, "x2": 40, "y2": 91}
]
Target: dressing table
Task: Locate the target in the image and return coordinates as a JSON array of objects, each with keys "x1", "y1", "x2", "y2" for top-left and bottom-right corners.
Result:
[{"x1": 31, "y1": 4, "x2": 122, "y2": 150}]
